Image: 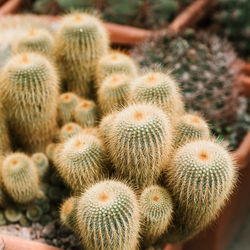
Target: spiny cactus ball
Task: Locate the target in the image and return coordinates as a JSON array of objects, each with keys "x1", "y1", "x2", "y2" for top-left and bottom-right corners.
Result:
[
  {"x1": 165, "y1": 140, "x2": 237, "y2": 242},
  {"x1": 59, "y1": 122, "x2": 82, "y2": 142},
  {"x1": 76, "y1": 180, "x2": 140, "y2": 250},
  {"x1": 31, "y1": 152, "x2": 49, "y2": 179},
  {"x1": 54, "y1": 133, "x2": 105, "y2": 192},
  {"x1": 140, "y1": 185, "x2": 173, "y2": 243},
  {"x1": 0, "y1": 52, "x2": 59, "y2": 153},
  {"x1": 60, "y1": 196, "x2": 78, "y2": 232},
  {"x1": 132, "y1": 31, "x2": 239, "y2": 128},
  {"x1": 1, "y1": 153, "x2": 39, "y2": 204},
  {"x1": 14, "y1": 28, "x2": 54, "y2": 56},
  {"x1": 98, "y1": 73, "x2": 132, "y2": 115},
  {"x1": 131, "y1": 71, "x2": 184, "y2": 118},
  {"x1": 45, "y1": 143, "x2": 57, "y2": 162},
  {"x1": 97, "y1": 51, "x2": 137, "y2": 83},
  {"x1": 55, "y1": 12, "x2": 109, "y2": 97},
  {"x1": 58, "y1": 92, "x2": 79, "y2": 125},
  {"x1": 109, "y1": 103, "x2": 172, "y2": 189},
  {"x1": 174, "y1": 113, "x2": 210, "y2": 148},
  {"x1": 73, "y1": 99, "x2": 98, "y2": 128}
]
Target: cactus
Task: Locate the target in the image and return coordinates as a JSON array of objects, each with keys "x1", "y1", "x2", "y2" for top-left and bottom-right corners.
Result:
[
  {"x1": 164, "y1": 140, "x2": 237, "y2": 243},
  {"x1": 0, "y1": 52, "x2": 59, "y2": 153},
  {"x1": 4, "y1": 206, "x2": 22, "y2": 223},
  {"x1": 54, "y1": 133, "x2": 106, "y2": 192},
  {"x1": 45, "y1": 143, "x2": 57, "y2": 162},
  {"x1": 109, "y1": 103, "x2": 172, "y2": 189},
  {"x1": 31, "y1": 152, "x2": 49, "y2": 178},
  {"x1": 131, "y1": 71, "x2": 184, "y2": 119},
  {"x1": 59, "y1": 122, "x2": 82, "y2": 142},
  {"x1": 140, "y1": 185, "x2": 173, "y2": 244},
  {"x1": 60, "y1": 196, "x2": 78, "y2": 232},
  {"x1": 174, "y1": 113, "x2": 210, "y2": 148},
  {"x1": 98, "y1": 73, "x2": 132, "y2": 115},
  {"x1": 2, "y1": 153, "x2": 39, "y2": 204},
  {"x1": 97, "y1": 51, "x2": 137, "y2": 84},
  {"x1": 132, "y1": 31, "x2": 239, "y2": 129},
  {"x1": 73, "y1": 99, "x2": 98, "y2": 128},
  {"x1": 0, "y1": 103, "x2": 11, "y2": 154},
  {"x1": 76, "y1": 180, "x2": 140, "y2": 250},
  {"x1": 14, "y1": 28, "x2": 54, "y2": 56},
  {"x1": 26, "y1": 205, "x2": 43, "y2": 222},
  {"x1": 215, "y1": 0, "x2": 250, "y2": 57},
  {"x1": 0, "y1": 211, "x2": 7, "y2": 225},
  {"x1": 54, "y1": 12, "x2": 109, "y2": 97},
  {"x1": 19, "y1": 215, "x2": 31, "y2": 226},
  {"x1": 58, "y1": 92, "x2": 79, "y2": 125}
]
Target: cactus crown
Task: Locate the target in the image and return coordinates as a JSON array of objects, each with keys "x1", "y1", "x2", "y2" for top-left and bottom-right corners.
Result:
[
  {"x1": 59, "y1": 122, "x2": 82, "y2": 142},
  {"x1": 31, "y1": 152, "x2": 49, "y2": 178},
  {"x1": 98, "y1": 73, "x2": 131, "y2": 114},
  {"x1": 15, "y1": 28, "x2": 54, "y2": 55},
  {"x1": 174, "y1": 113, "x2": 210, "y2": 147},
  {"x1": 98, "y1": 51, "x2": 138, "y2": 79},
  {"x1": 76, "y1": 180, "x2": 140, "y2": 250}
]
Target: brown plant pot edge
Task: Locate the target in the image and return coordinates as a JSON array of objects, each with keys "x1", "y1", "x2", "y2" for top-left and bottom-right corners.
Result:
[{"x1": 0, "y1": 234, "x2": 62, "y2": 250}]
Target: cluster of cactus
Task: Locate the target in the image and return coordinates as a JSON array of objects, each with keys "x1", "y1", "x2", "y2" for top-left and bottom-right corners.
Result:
[
  {"x1": 0, "y1": 12, "x2": 238, "y2": 249},
  {"x1": 214, "y1": 0, "x2": 250, "y2": 58},
  {"x1": 132, "y1": 29, "x2": 241, "y2": 132}
]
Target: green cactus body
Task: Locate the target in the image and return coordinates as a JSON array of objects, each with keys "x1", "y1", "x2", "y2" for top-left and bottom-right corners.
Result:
[
  {"x1": 97, "y1": 51, "x2": 137, "y2": 84},
  {"x1": 54, "y1": 133, "x2": 106, "y2": 192},
  {"x1": 59, "y1": 122, "x2": 82, "y2": 142},
  {"x1": 98, "y1": 73, "x2": 132, "y2": 115},
  {"x1": 0, "y1": 211, "x2": 7, "y2": 225},
  {"x1": 0, "y1": 52, "x2": 59, "y2": 153},
  {"x1": 73, "y1": 99, "x2": 98, "y2": 128},
  {"x1": 4, "y1": 206, "x2": 22, "y2": 222},
  {"x1": 109, "y1": 104, "x2": 172, "y2": 189},
  {"x1": 140, "y1": 185, "x2": 173, "y2": 244},
  {"x1": 14, "y1": 28, "x2": 54, "y2": 56},
  {"x1": 76, "y1": 180, "x2": 140, "y2": 250},
  {"x1": 55, "y1": 13, "x2": 109, "y2": 97},
  {"x1": 131, "y1": 71, "x2": 184, "y2": 120},
  {"x1": 60, "y1": 196, "x2": 78, "y2": 232},
  {"x1": 58, "y1": 92, "x2": 79, "y2": 125},
  {"x1": 45, "y1": 143, "x2": 57, "y2": 162},
  {"x1": 0, "y1": 104, "x2": 11, "y2": 154},
  {"x1": 174, "y1": 113, "x2": 210, "y2": 148},
  {"x1": 31, "y1": 152, "x2": 49, "y2": 178},
  {"x1": 26, "y1": 205, "x2": 43, "y2": 222},
  {"x1": 165, "y1": 140, "x2": 237, "y2": 243},
  {"x1": 215, "y1": 0, "x2": 250, "y2": 57},
  {"x1": 2, "y1": 153, "x2": 39, "y2": 204}
]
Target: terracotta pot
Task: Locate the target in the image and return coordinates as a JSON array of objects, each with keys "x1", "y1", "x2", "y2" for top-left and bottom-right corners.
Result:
[
  {"x1": 0, "y1": 0, "x2": 22, "y2": 15},
  {"x1": 0, "y1": 234, "x2": 61, "y2": 250},
  {"x1": 0, "y1": 0, "x2": 217, "y2": 45}
]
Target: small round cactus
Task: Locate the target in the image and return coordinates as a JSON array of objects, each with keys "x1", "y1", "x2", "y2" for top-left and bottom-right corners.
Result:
[
  {"x1": 31, "y1": 152, "x2": 49, "y2": 178},
  {"x1": 54, "y1": 133, "x2": 106, "y2": 192},
  {"x1": 174, "y1": 113, "x2": 210, "y2": 148},
  {"x1": 54, "y1": 12, "x2": 109, "y2": 97},
  {"x1": 131, "y1": 71, "x2": 184, "y2": 119},
  {"x1": 2, "y1": 153, "x2": 39, "y2": 204},
  {"x1": 97, "y1": 51, "x2": 138, "y2": 84},
  {"x1": 109, "y1": 103, "x2": 172, "y2": 189},
  {"x1": 14, "y1": 28, "x2": 54, "y2": 56},
  {"x1": 60, "y1": 196, "x2": 78, "y2": 232},
  {"x1": 58, "y1": 92, "x2": 79, "y2": 125},
  {"x1": 59, "y1": 122, "x2": 82, "y2": 142},
  {"x1": 26, "y1": 205, "x2": 43, "y2": 222},
  {"x1": 140, "y1": 185, "x2": 173, "y2": 243},
  {"x1": 4, "y1": 206, "x2": 22, "y2": 223},
  {"x1": 98, "y1": 73, "x2": 132, "y2": 115},
  {"x1": 0, "y1": 52, "x2": 59, "y2": 153},
  {"x1": 76, "y1": 180, "x2": 140, "y2": 250},
  {"x1": 73, "y1": 99, "x2": 98, "y2": 128},
  {"x1": 45, "y1": 143, "x2": 57, "y2": 162},
  {"x1": 165, "y1": 140, "x2": 237, "y2": 243}
]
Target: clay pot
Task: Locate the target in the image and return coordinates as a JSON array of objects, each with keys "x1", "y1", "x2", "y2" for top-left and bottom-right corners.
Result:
[{"x1": 0, "y1": 234, "x2": 61, "y2": 250}]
